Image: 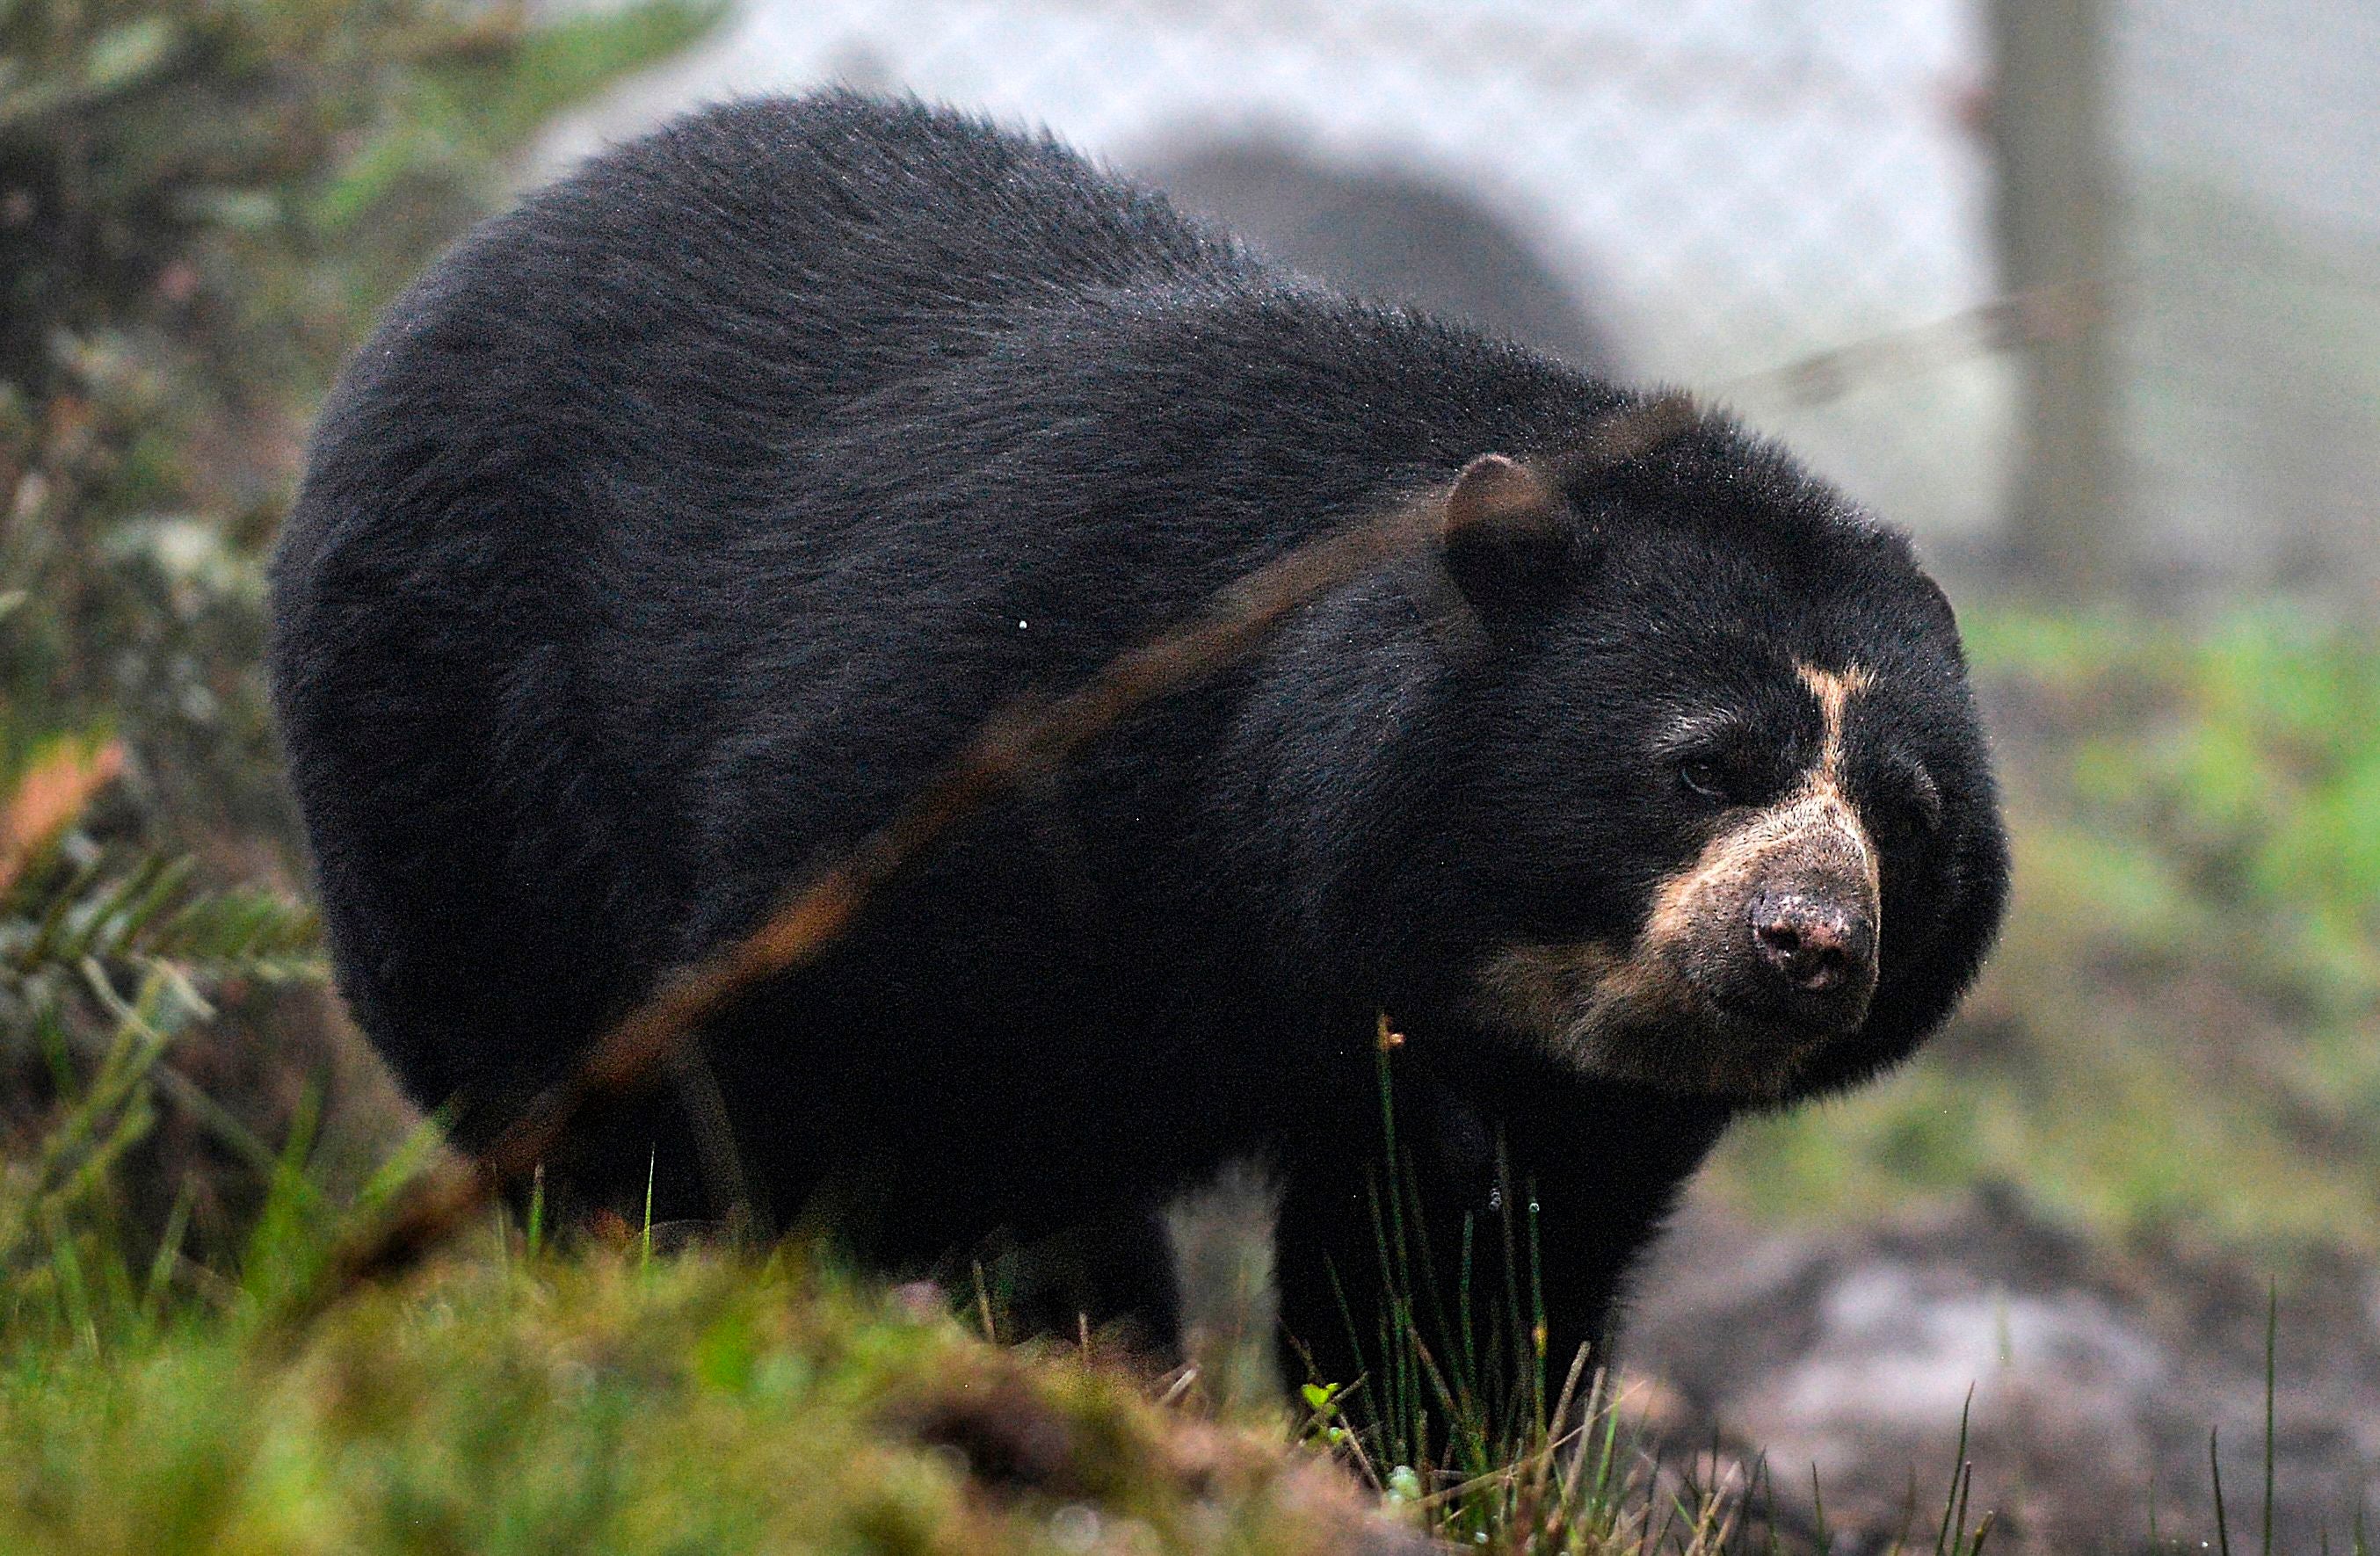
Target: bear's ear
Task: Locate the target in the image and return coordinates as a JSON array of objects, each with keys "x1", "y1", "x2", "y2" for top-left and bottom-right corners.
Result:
[{"x1": 1440, "y1": 452, "x2": 1570, "y2": 619}]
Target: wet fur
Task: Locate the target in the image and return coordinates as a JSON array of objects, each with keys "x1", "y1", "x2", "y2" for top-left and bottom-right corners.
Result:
[{"x1": 269, "y1": 92, "x2": 2009, "y2": 1383}]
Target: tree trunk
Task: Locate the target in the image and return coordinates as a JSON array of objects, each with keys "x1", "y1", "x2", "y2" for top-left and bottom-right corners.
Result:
[{"x1": 1987, "y1": 0, "x2": 2120, "y2": 593}]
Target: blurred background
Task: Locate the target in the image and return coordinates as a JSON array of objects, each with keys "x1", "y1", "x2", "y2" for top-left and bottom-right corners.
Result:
[{"x1": 4, "y1": 0, "x2": 2375, "y2": 1548}]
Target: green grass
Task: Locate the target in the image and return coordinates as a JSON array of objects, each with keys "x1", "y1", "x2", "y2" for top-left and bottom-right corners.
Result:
[
  {"x1": 0, "y1": 1159, "x2": 2004, "y2": 1556},
  {"x1": 0, "y1": 1242, "x2": 1426, "y2": 1556}
]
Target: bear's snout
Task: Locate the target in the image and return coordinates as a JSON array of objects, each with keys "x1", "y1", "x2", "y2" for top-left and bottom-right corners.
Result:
[
  {"x1": 1747, "y1": 886, "x2": 1876, "y2": 1020},
  {"x1": 1646, "y1": 778, "x2": 1884, "y2": 1048}
]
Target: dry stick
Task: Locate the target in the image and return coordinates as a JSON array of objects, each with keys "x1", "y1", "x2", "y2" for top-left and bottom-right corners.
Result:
[
  {"x1": 1710, "y1": 275, "x2": 2119, "y2": 413},
  {"x1": 280, "y1": 390, "x2": 1697, "y2": 1328}
]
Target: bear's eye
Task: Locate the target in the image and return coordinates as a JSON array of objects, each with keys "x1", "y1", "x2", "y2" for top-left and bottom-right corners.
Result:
[
  {"x1": 1658, "y1": 715, "x2": 1764, "y2": 807},
  {"x1": 1678, "y1": 759, "x2": 1731, "y2": 803}
]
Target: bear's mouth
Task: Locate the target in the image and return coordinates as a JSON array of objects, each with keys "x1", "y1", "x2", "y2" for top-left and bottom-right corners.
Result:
[{"x1": 1469, "y1": 937, "x2": 1847, "y2": 1101}]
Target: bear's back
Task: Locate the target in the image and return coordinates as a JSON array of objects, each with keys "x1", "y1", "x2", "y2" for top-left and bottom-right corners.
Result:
[
  {"x1": 267, "y1": 91, "x2": 1602, "y2": 1141},
  {"x1": 266, "y1": 96, "x2": 1274, "y2": 1127},
  {"x1": 294, "y1": 93, "x2": 1253, "y2": 546}
]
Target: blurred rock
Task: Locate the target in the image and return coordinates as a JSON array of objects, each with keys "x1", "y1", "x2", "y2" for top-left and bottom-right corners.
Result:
[{"x1": 1622, "y1": 1192, "x2": 2380, "y2": 1551}]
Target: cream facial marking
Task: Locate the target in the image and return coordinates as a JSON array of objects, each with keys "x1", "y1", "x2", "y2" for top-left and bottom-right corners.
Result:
[
  {"x1": 1790, "y1": 660, "x2": 1879, "y2": 897},
  {"x1": 1795, "y1": 662, "x2": 1872, "y2": 789},
  {"x1": 1469, "y1": 662, "x2": 1888, "y2": 1099}
]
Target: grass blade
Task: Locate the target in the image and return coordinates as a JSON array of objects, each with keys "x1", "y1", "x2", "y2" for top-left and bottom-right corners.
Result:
[
  {"x1": 1936, "y1": 1385, "x2": 1974, "y2": 1555},
  {"x1": 2264, "y1": 1281, "x2": 2277, "y2": 1556},
  {"x1": 2213, "y1": 1425, "x2": 2233, "y2": 1556}
]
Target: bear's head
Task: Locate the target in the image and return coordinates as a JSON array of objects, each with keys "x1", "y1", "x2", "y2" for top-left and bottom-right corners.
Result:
[{"x1": 1361, "y1": 423, "x2": 2009, "y2": 1105}]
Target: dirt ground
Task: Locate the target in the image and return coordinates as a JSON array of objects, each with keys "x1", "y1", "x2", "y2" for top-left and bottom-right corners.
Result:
[{"x1": 1623, "y1": 1191, "x2": 2380, "y2": 1552}]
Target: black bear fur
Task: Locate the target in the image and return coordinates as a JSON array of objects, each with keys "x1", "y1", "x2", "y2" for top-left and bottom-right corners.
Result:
[{"x1": 269, "y1": 92, "x2": 2008, "y2": 1383}]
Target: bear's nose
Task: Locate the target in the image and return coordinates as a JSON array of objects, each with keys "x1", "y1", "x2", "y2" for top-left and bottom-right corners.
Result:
[{"x1": 1748, "y1": 889, "x2": 1873, "y2": 998}]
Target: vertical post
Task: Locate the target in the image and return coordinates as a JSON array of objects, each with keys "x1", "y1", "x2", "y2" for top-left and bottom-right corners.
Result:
[{"x1": 1985, "y1": 0, "x2": 2120, "y2": 593}]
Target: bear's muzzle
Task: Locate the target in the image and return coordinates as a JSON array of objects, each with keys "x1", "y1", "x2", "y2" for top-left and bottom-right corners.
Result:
[{"x1": 1469, "y1": 754, "x2": 1885, "y2": 1100}]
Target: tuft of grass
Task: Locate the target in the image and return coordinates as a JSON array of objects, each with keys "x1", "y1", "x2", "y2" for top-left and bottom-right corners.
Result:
[
  {"x1": 1930, "y1": 1388, "x2": 1996, "y2": 1556},
  {"x1": 1309, "y1": 1037, "x2": 1997, "y2": 1553},
  {"x1": 0, "y1": 1243, "x2": 1407, "y2": 1556}
]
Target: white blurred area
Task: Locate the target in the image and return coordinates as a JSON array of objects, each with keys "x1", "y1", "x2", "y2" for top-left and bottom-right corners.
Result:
[{"x1": 531, "y1": 0, "x2": 2380, "y2": 604}]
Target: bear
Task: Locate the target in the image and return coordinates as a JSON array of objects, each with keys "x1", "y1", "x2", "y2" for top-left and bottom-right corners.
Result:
[{"x1": 268, "y1": 90, "x2": 2008, "y2": 1388}]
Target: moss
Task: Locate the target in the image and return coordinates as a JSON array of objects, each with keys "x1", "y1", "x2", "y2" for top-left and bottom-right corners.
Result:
[{"x1": 0, "y1": 1248, "x2": 1403, "y2": 1555}]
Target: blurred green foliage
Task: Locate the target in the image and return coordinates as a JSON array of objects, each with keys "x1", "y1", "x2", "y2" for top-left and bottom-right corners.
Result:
[
  {"x1": 1992, "y1": 610, "x2": 2380, "y2": 1005},
  {"x1": 0, "y1": 732, "x2": 332, "y2": 1335},
  {"x1": 0, "y1": 0, "x2": 715, "y2": 1312},
  {"x1": 0, "y1": 722, "x2": 1393, "y2": 1545},
  {"x1": 0, "y1": 1240, "x2": 1426, "y2": 1556},
  {"x1": 1716, "y1": 609, "x2": 2380, "y2": 1258},
  {"x1": 0, "y1": 0, "x2": 718, "y2": 850}
]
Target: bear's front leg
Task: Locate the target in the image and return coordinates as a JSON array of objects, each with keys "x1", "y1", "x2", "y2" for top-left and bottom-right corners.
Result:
[{"x1": 1281, "y1": 1039, "x2": 1731, "y2": 1404}]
